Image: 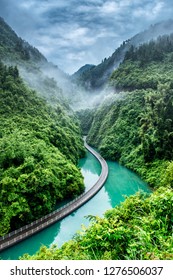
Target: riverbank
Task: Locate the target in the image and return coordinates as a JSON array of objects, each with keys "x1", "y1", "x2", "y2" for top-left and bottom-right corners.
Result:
[
  {"x1": 0, "y1": 149, "x2": 150, "y2": 260},
  {"x1": 0, "y1": 142, "x2": 108, "y2": 252}
]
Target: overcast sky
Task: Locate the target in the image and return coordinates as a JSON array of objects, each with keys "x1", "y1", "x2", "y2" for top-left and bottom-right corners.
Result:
[{"x1": 0, "y1": 0, "x2": 173, "y2": 74}]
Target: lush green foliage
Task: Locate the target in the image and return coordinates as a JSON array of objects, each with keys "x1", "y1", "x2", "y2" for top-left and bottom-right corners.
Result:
[
  {"x1": 110, "y1": 34, "x2": 173, "y2": 91},
  {"x1": 0, "y1": 62, "x2": 85, "y2": 235},
  {"x1": 2, "y1": 22, "x2": 173, "y2": 261},
  {"x1": 87, "y1": 34, "x2": 173, "y2": 187},
  {"x1": 87, "y1": 87, "x2": 173, "y2": 185},
  {"x1": 76, "y1": 109, "x2": 95, "y2": 135},
  {"x1": 72, "y1": 21, "x2": 173, "y2": 91},
  {"x1": 0, "y1": 17, "x2": 46, "y2": 63},
  {"x1": 72, "y1": 42, "x2": 128, "y2": 90},
  {"x1": 0, "y1": 17, "x2": 71, "y2": 109},
  {"x1": 20, "y1": 35, "x2": 173, "y2": 261},
  {"x1": 21, "y1": 187, "x2": 173, "y2": 260}
]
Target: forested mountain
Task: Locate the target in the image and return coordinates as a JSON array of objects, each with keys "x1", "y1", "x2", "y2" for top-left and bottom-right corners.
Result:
[
  {"x1": 22, "y1": 32, "x2": 173, "y2": 261},
  {"x1": 1, "y1": 16, "x2": 173, "y2": 260},
  {"x1": 71, "y1": 64, "x2": 95, "y2": 84},
  {"x1": 0, "y1": 17, "x2": 46, "y2": 63},
  {"x1": 0, "y1": 62, "x2": 85, "y2": 236},
  {"x1": 22, "y1": 186, "x2": 173, "y2": 260},
  {"x1": 0, "y1": 17, "x2": 75, "y2": 108},
  {"x1": 73, "y1": 19, "x2": 173, "y2": 91},
  {"x1": 0, "y1": 18, "x2": 88, "y2": 237},
  {"x1": 86, "y1": 33, "x2": 173, "y2": 188}
]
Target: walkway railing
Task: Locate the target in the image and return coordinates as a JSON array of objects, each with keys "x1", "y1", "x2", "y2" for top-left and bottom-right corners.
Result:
[{"x1": 0, "y1": 141, "x2": 108, "y2": 252}]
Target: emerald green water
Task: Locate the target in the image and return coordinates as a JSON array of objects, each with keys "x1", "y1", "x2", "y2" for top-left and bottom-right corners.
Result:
[{"x1": 0, "y1": 150, "x2": 150, "y2": 260}]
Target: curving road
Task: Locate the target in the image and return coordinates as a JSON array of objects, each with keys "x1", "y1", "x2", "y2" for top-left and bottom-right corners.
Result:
[{"x1": 0, "y1": 140, "x2": 108, "y2": 252}]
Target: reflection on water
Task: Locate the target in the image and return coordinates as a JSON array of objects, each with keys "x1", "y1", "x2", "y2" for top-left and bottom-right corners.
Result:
[
  {"x1": 105, "y1": 161, "x2": 150, "y2": 208},
  {"x1": 0, "y1": 150, "x2": 150, "y2": 260},
  {"x1": 79, "y1": 151, "x2": 101, "y2": 191}
]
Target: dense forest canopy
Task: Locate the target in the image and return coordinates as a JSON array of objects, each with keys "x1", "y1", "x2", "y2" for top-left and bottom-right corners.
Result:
[
  {"x1": 86, "y1": 33, "x2": 173, "y2": 188},
  {"x1": 0, "y1": 17, "x2": 46, "y2": 63},
  {"x1": 22, "y1": 33, "x2": 173, "y2": 261},
  {"x1": 0, "y1": 17, "x2": 73, "y2": 109},
  {"x1": 0, "y1": 62, "x2": 85, "y2": 236},
  {"x1": 22, "y1": 187, "x2": 173, "y2": 260},
  {"x1": 0, "y1": 17, "x2": 173, "y2": 261},
  {"x1": 110, "y1": 34, "x2": 173, "y2": 91},
  {"x1": 72, "y1": 20, "x2": 173, "y2": 91}
]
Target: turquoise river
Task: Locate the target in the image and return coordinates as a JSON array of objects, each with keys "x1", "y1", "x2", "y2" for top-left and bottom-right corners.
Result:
[{"x1": 0, "y1": 149, "x2": 150, "y2": 260}]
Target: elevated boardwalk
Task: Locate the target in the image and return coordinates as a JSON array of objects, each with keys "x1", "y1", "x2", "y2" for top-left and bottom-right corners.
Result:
[{"x1": 0, "y1": 141, "x2": 108, "y2": 252}]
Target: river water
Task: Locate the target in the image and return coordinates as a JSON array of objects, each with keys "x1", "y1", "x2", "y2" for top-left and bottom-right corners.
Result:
[{"x1": 0, "y1": 150, "x2": 150, "y2": 260}]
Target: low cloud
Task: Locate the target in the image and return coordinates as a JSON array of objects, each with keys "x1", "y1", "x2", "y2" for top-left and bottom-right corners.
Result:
[{"x1": 0, "y1": 0, "x2": 173, "y2": 73}]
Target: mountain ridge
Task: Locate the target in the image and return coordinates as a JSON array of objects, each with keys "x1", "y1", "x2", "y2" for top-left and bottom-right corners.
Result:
[
  {"x1": 0, "y1": 17, "x2": 74, "y2": 109},
  {"x1": 73, "y1": 19, "x2": 173, "y2": 91},
  {"x1": 2, "y1": 17, "x2": 173, "y2": 109},
  {"x1": 0, "y1": 17, "x2": 47, "y2": 64}
]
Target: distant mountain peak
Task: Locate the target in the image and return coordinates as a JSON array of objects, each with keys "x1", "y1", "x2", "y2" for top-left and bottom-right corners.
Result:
[
  {"x1": 72, "y1": 64, "x2": 96, "y2": 78},
  {"x1": 73, "y1": 19, "x2": 173, "y2": 90}
]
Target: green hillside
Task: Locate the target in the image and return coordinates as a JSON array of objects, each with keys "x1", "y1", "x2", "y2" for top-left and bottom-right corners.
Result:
[
  {"x1": 0, "y1": 17, "x2": 46, "y2": 63},
  {"x1": 0, "y1": 62, "x2": 85, "y2": 236},
  {"x1": 1, "y1": 18, "x2": 173, "y2": 261},
  {"x1": 87, "y1": 34, "x2": 173, "y2": 188},
  {"x1": 22, "y1": 187, "x2": 173, "y2": 260},
  {"x1": 0, "y1": 17, "x2": 72, "y2": 108},
  {"x1": 72, "y1": 20, "x2": 173, "y2": 91},
  {"x1": 21, "y1": 34, "x2": 173, "y2": 261}
]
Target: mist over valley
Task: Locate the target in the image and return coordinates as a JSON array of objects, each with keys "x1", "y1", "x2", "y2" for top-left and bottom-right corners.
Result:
[{"x1": 1, "y1": 2, "x2": 173, "y2": 261}]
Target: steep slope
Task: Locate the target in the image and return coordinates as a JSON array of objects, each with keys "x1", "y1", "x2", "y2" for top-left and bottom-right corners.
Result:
[
  {"x1": 71, "y1": 64, "x2": 95, "y2": 85},
  {"x1": 0, "y1": 17, "x2": 74, "y2": 108},
  {"x1": 0, "y1": 62, "x2": 85, "y2": 236},
  {"x1": 87, "y1": 33, "x2": 173, "y2": 188},
  {"x1": 22, "y1": 186, "x2": 173, "y2": 260},
  {"x1": 3, "y1": 21, "x2": 173, "y2": 262},
  {"x1": 0, "y1": 17, "x2": 46, "y2": 63},
  {"x1": 74, "y1": 19, "x2": 173, "y2": 91}
]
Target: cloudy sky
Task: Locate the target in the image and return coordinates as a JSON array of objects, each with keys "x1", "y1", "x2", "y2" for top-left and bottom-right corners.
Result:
[{"x1": 0, "y1": 0, "x2": 173, "y2": 74}]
